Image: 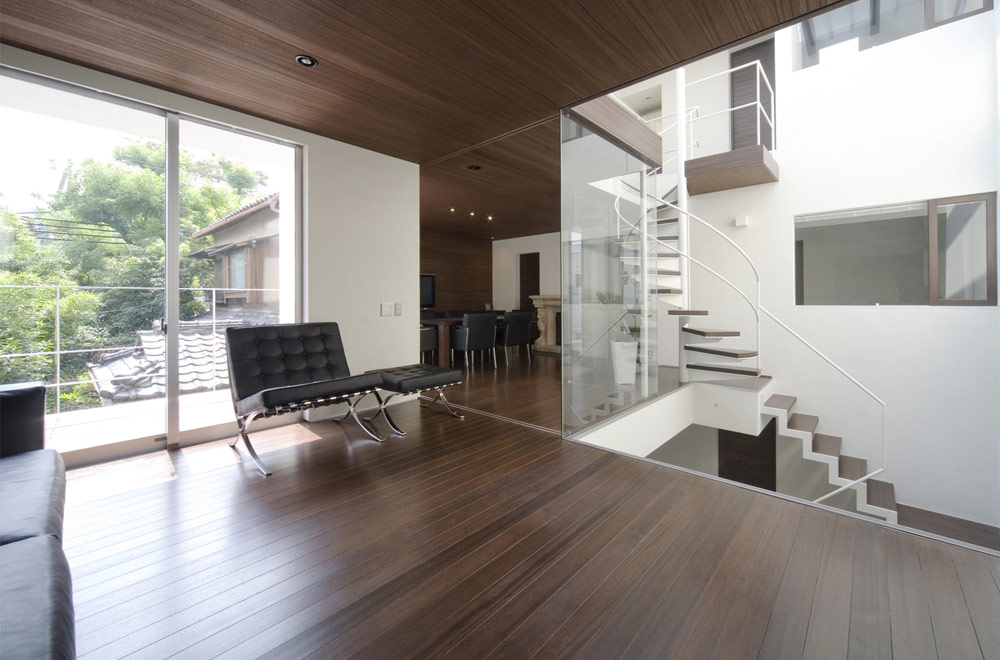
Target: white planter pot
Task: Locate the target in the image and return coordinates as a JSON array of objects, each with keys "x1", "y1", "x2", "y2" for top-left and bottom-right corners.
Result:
[{"x1": 611, "y1": 341, "x2": 638, "y2": 385}]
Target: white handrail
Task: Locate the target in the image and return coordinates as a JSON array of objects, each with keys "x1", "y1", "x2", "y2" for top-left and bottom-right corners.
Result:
[{"x1": 814, "y1": 468, "x2": 884, "y2": 504}]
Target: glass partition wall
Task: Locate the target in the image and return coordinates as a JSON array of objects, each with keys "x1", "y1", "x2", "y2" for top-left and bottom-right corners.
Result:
[{"x1": 561, "y1": 111, "x2": 660, "y2": 435}]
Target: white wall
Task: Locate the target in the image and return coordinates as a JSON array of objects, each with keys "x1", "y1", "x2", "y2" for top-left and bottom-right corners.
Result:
[
  {"x1": 676, "y1": 13, "x2": 1000, "y2": 526},
  {"x1": 1, "y1": 46, "x2": 420, "y2": 406},
  {"x1": 647, "y1": 423, "x2": 719, "y2": 476},
  {"x1": 492, "y1": 232, "x2": 559, "y2": 311}
]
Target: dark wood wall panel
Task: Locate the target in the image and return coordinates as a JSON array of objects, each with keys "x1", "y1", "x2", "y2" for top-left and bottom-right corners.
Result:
[
  {"x1": 420, "y1": 229, "x2": 493, "y2": 312},
  {"x1": 719, "y1": 417, "x2": 776, "y2": 491},
  {"x1": 730, "y1": 39, "x2": 776, "y2": 151}
]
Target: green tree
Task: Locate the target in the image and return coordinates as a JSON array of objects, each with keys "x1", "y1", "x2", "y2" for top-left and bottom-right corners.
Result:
[{"x1": 1, "y1": 140, "x2": 268, "y2": 410}]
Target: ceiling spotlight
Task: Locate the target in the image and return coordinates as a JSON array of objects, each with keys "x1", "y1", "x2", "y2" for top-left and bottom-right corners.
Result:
[
  {"x1": 449, "y1": 207, "x2": 455, "y2": 212},
  {"x1": 295, "y1": 54, "x2": 318, "y2": 68},
  {"x1": 469, "y1": 212, "x2": 475, "y2": 216},
  {"x1": 487, "y1": 215, "x2": 493, "y2": 221},
  {"x1": 467, "y1": 164, "x2": 482, "y2": 171}
]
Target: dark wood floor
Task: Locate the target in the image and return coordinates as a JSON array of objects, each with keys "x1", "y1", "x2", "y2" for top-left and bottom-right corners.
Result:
[
  {"x1": 64, "y1": 399, "x2": 1000, "y2": 659},
  {"x1": 442, "y1": 350, "x2": 562, "y2": 430}
]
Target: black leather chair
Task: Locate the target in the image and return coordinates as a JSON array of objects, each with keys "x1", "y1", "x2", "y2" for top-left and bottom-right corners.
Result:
[
  {"x1": 450, "y1": 312, "x2": 498, "y2": 369},
  {"x1": 226, "y1": 322, "x2": 383, "y2": 475},
  {"x1": 420, "y1": 325, "x2": 437, "y2": 364},
  {"x1": 496, "y1": 310, "x2": 534, "y2": 364}
]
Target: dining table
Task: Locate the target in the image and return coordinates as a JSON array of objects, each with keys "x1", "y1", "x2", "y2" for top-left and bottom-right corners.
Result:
[{"x1": 419, "y1": 317, "x2": 464, "y2": 368}]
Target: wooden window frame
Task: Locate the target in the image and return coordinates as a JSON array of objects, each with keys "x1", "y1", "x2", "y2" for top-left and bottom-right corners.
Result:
[
  {"x1": 928, "y1": 192, "x2": 997, "y2": 306},
  {"x1": 925, "y1": 0, "x2": 994, "y2": 29}
]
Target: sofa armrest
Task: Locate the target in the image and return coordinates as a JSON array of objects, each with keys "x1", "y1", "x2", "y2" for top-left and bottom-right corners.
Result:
[{"x1": 0, "y1": 381, "x2": 47, "y2": 458}]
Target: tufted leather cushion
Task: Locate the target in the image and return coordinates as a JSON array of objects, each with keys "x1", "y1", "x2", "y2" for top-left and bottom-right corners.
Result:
[
  {"x1": 226, "y1": 322, "x2": 354, "y2": 403},
  {"x1": 369, "y1": 364, "x2": 462, "y2": 393},
  {"x1": 0, "y1": 449, "x2": 65, "y2": 546},
  {"x1": 0, "y1": 534, "x2": 76, "y2": 660},
  {"x1": 235, "y1": 372, "x2": 383, "y2": 417}
]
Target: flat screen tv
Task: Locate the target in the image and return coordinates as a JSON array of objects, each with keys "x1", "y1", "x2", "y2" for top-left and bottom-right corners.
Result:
[{"x1": 420, "y1": 273, "x2": 435, "y2": 309}]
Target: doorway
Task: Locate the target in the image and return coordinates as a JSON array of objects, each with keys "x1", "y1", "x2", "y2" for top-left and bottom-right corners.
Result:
[{"x1": 518, "y1": 252, "x2": 540, "y2": 311}]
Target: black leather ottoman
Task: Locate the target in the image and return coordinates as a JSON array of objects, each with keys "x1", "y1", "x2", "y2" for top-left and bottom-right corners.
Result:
[{"x1": 366, "y1": 364, "x2": 464, "y2": 435}]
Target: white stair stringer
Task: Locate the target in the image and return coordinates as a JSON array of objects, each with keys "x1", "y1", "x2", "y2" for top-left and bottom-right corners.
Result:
[{"x1": 761, "y1": 402, "x2": 898, "y2": 524}]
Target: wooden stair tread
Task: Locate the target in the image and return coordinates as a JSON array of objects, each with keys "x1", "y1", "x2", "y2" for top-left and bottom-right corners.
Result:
[
  {"x1": 787, "y1": 413, "x2": 819, "y2": 434},
  {"x1": 812, "y1": 433, "x2": 842, "y2": 457},
  {"x1": 657, "y1": 234, "x2": 679, "y2": 241},
  {"x1": 684, "y1": 344, "x2": 757, "y2": 358},
  {"x1": 687, "y1": 363, "x2": 761, "y2": 376},
  {"x1": 657, "y1": 217, "x2": 678, "y2": 224},
  {"x1": 652, "y1": 287, "x2": 683, "y2": 294},
  {"x1": 839, "y1": 455, "x2": 868, "y2": 481},
  {"x1": 682, "y1": 326, "x2": 739, "y2": 337},
  {"x1": 763, "y1": 394, "x2": 796, "y2": 411},
  {"x1": 668, "y1": 309, "x2": 709, "y2": 316},
  {"x1": 652, "y1": 268, "x2": 681, "y2": 276},
  {"x1": 867, "y1": 479, "x2": 897, "y2": 511}
]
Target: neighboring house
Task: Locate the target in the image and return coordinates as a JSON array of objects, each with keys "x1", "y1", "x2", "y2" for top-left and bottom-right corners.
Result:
[
  {"x1": 566, "y1": 2, "x2": 1000, "y2": 534},
  {"x1": 190, "y1": 192, "x2": 280, "y2": 306}
]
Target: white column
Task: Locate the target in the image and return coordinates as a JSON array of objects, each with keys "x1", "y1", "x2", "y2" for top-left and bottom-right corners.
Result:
[{"x1": 675, "y1": 68, "x2": 690, "y2": 383}]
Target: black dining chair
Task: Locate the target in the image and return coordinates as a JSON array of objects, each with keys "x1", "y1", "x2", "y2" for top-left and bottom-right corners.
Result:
[
  {"x1": 420, "y1": 325, "x2": 437, "y2": 364},
  {"x1": 450, "y1": 312, "x2": 497, "y2": 369},
  {"x1": 496, "y1": 310, "x2": 533, "y2": 364}
]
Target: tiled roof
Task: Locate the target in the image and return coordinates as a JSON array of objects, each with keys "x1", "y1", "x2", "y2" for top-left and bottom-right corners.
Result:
[
  {"x1": 191, "y1": 192, "x2": 278, "y2": 239},
  {"x1": 87, "y1": 312, "x2": 279, "y2": 403}
]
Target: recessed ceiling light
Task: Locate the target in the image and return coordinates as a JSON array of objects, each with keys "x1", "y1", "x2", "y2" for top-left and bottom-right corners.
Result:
[
  {"x1": 470, "y1": 212, "x2": 475, "y2": 216},
  {"x1": 295, "y1": 54, "x2": 318, "y2": 68},
  {"x1": 467, "y1": 164, "x2": 482, "y2": 171},
  {"x1": 449, "y1": 207, "x2": 455, "y2": 212},
  {"x1": 487, "y1": 215, "x2": 493, "y2": 221}
]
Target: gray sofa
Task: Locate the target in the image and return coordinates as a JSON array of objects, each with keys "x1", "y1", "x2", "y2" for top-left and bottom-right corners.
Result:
[{"x1": 0, "y1": 382, "x2": 75, "y2": 660}]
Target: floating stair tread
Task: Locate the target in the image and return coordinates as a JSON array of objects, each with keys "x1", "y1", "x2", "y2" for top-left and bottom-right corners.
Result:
[
  {"x1": 657, "y1": 217, "x2": 678, "y2": 224},
  {"x1": 867, "y1": 479, "x2": 897, "y2": 511},
  {"x1": 687, "y1": 363, "x2": 761, "y2": 376},
  {"x1": 812, "y1": 433, "x2": 842, "y2": 457},
  {"x1": 658, "y1": 234, "x2": 680, "y2": 241},
  {"x1": 668, "y1": 309, "x2": 709, "y2": 316},
  {"x1": 652, "y1": 287, "x2": 683, "y2": 294},
  {"x1": 652, "y1": 268, "x2": 682, "y2": 276},
  {"x1": 839, "y1": 455, "x2": 868, "y2": 481},
  {"x1": 700, "y1": 376, "x2": 773, "y2": 392},
  {"x1": 682, "y1": 326, "x2": 739, "y2": 337},
  {"x1": 787, "y1": 413, "x2": 819, "y2": 434},
  {"x1": 764, "y1": 394, "x2": 796, "y2": 411},
  {"x1": 685, "y1": 345, "x2": 758, "y2": 358}
]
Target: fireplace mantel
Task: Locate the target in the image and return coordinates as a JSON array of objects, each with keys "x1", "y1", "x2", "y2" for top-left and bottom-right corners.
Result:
[{"x1": 530, "y1": 295, "x2": 561, "y2": 354}]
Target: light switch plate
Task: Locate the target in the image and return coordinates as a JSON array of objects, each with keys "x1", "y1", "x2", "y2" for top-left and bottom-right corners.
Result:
[
  {"x1": 380, "y1": 302, "x2": 393, "y2": 316},
  {"x1": 394, "y1": 302, "x2": 402, "y2": 316}
]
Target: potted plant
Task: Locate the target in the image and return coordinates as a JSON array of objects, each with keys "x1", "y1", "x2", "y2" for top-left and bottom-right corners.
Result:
[{"x1": 597, "y1": 292, "x2": 639, "y2": 385}]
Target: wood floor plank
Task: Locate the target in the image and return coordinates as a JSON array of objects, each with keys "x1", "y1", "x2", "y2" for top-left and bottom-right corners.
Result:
[
  {"x1": 481, "y1": 477, "x2": 715, "y2": 660},
  {"x1": 59, "y1": 370, "x2": 1000, "y2": 660},
  {"x1": 757, "y1": 507, "x2": 829, "y2": 660},
  {"x1": 802, "y1": 514, "x2": 856, "y2": 659},
  {"x1": 886, "y1": 531, "x2": 938, "y2": 660},
  {"x1": 157, "y1": 453, "x2": 626, "y2": 660},
  {"x1": 528, "y1": 482, "x2": 753, "y2": 660},
  {"x1": 950, "y1": 546, "x2": 1000, "y2": 660},
  {"x1": 323, "y1": 463, "x2": 669, "y2": 660},
  {"x1": 577, "y1": 484, "x2": 760, "y2": 660},
  {"x1": 664, "y1": 498, "x2": 802, "y2": 660},
  {"x1": 74, "y1": 435, "x2": 573, "y2": 656},
  {"x1": 81, "y1": 440, "x2": 603, "y2": 660},
  {"x1": 916, "y1": 537, "x2": 984, "y2": 660},
  {"x1": 848, "y1": 523, "x2": 892, "y2": 660}
]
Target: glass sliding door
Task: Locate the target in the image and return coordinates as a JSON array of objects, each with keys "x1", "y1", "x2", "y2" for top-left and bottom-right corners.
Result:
[
  {"x1": 0, "y1": 72, "x2": 168, "y2": 451},
  {"x1": 0, "y1": 70, "x2": 300, "y2": 455},
  {"x1": 177, "y1": 119, "x2": 297, "y2": 432}
]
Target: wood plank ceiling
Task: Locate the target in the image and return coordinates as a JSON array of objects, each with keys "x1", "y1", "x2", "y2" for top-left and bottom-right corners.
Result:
[{"x1": 0, "y1": 0, "x2": 843, "y2": 239}]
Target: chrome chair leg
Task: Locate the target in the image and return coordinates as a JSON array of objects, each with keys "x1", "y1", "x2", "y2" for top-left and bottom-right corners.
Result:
[
  {"x1": 231, "y1": 411, "x2": 272, "y2": 476},
  {"x1": 420, "y1": 388, "x2": 465, "y2": 420},
  {"x1": 492, "y1": 347, "x2": 498, "y2": 368},
  {"x1": 369, "y1": 391, "x2": 407, "y2": 436}
]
